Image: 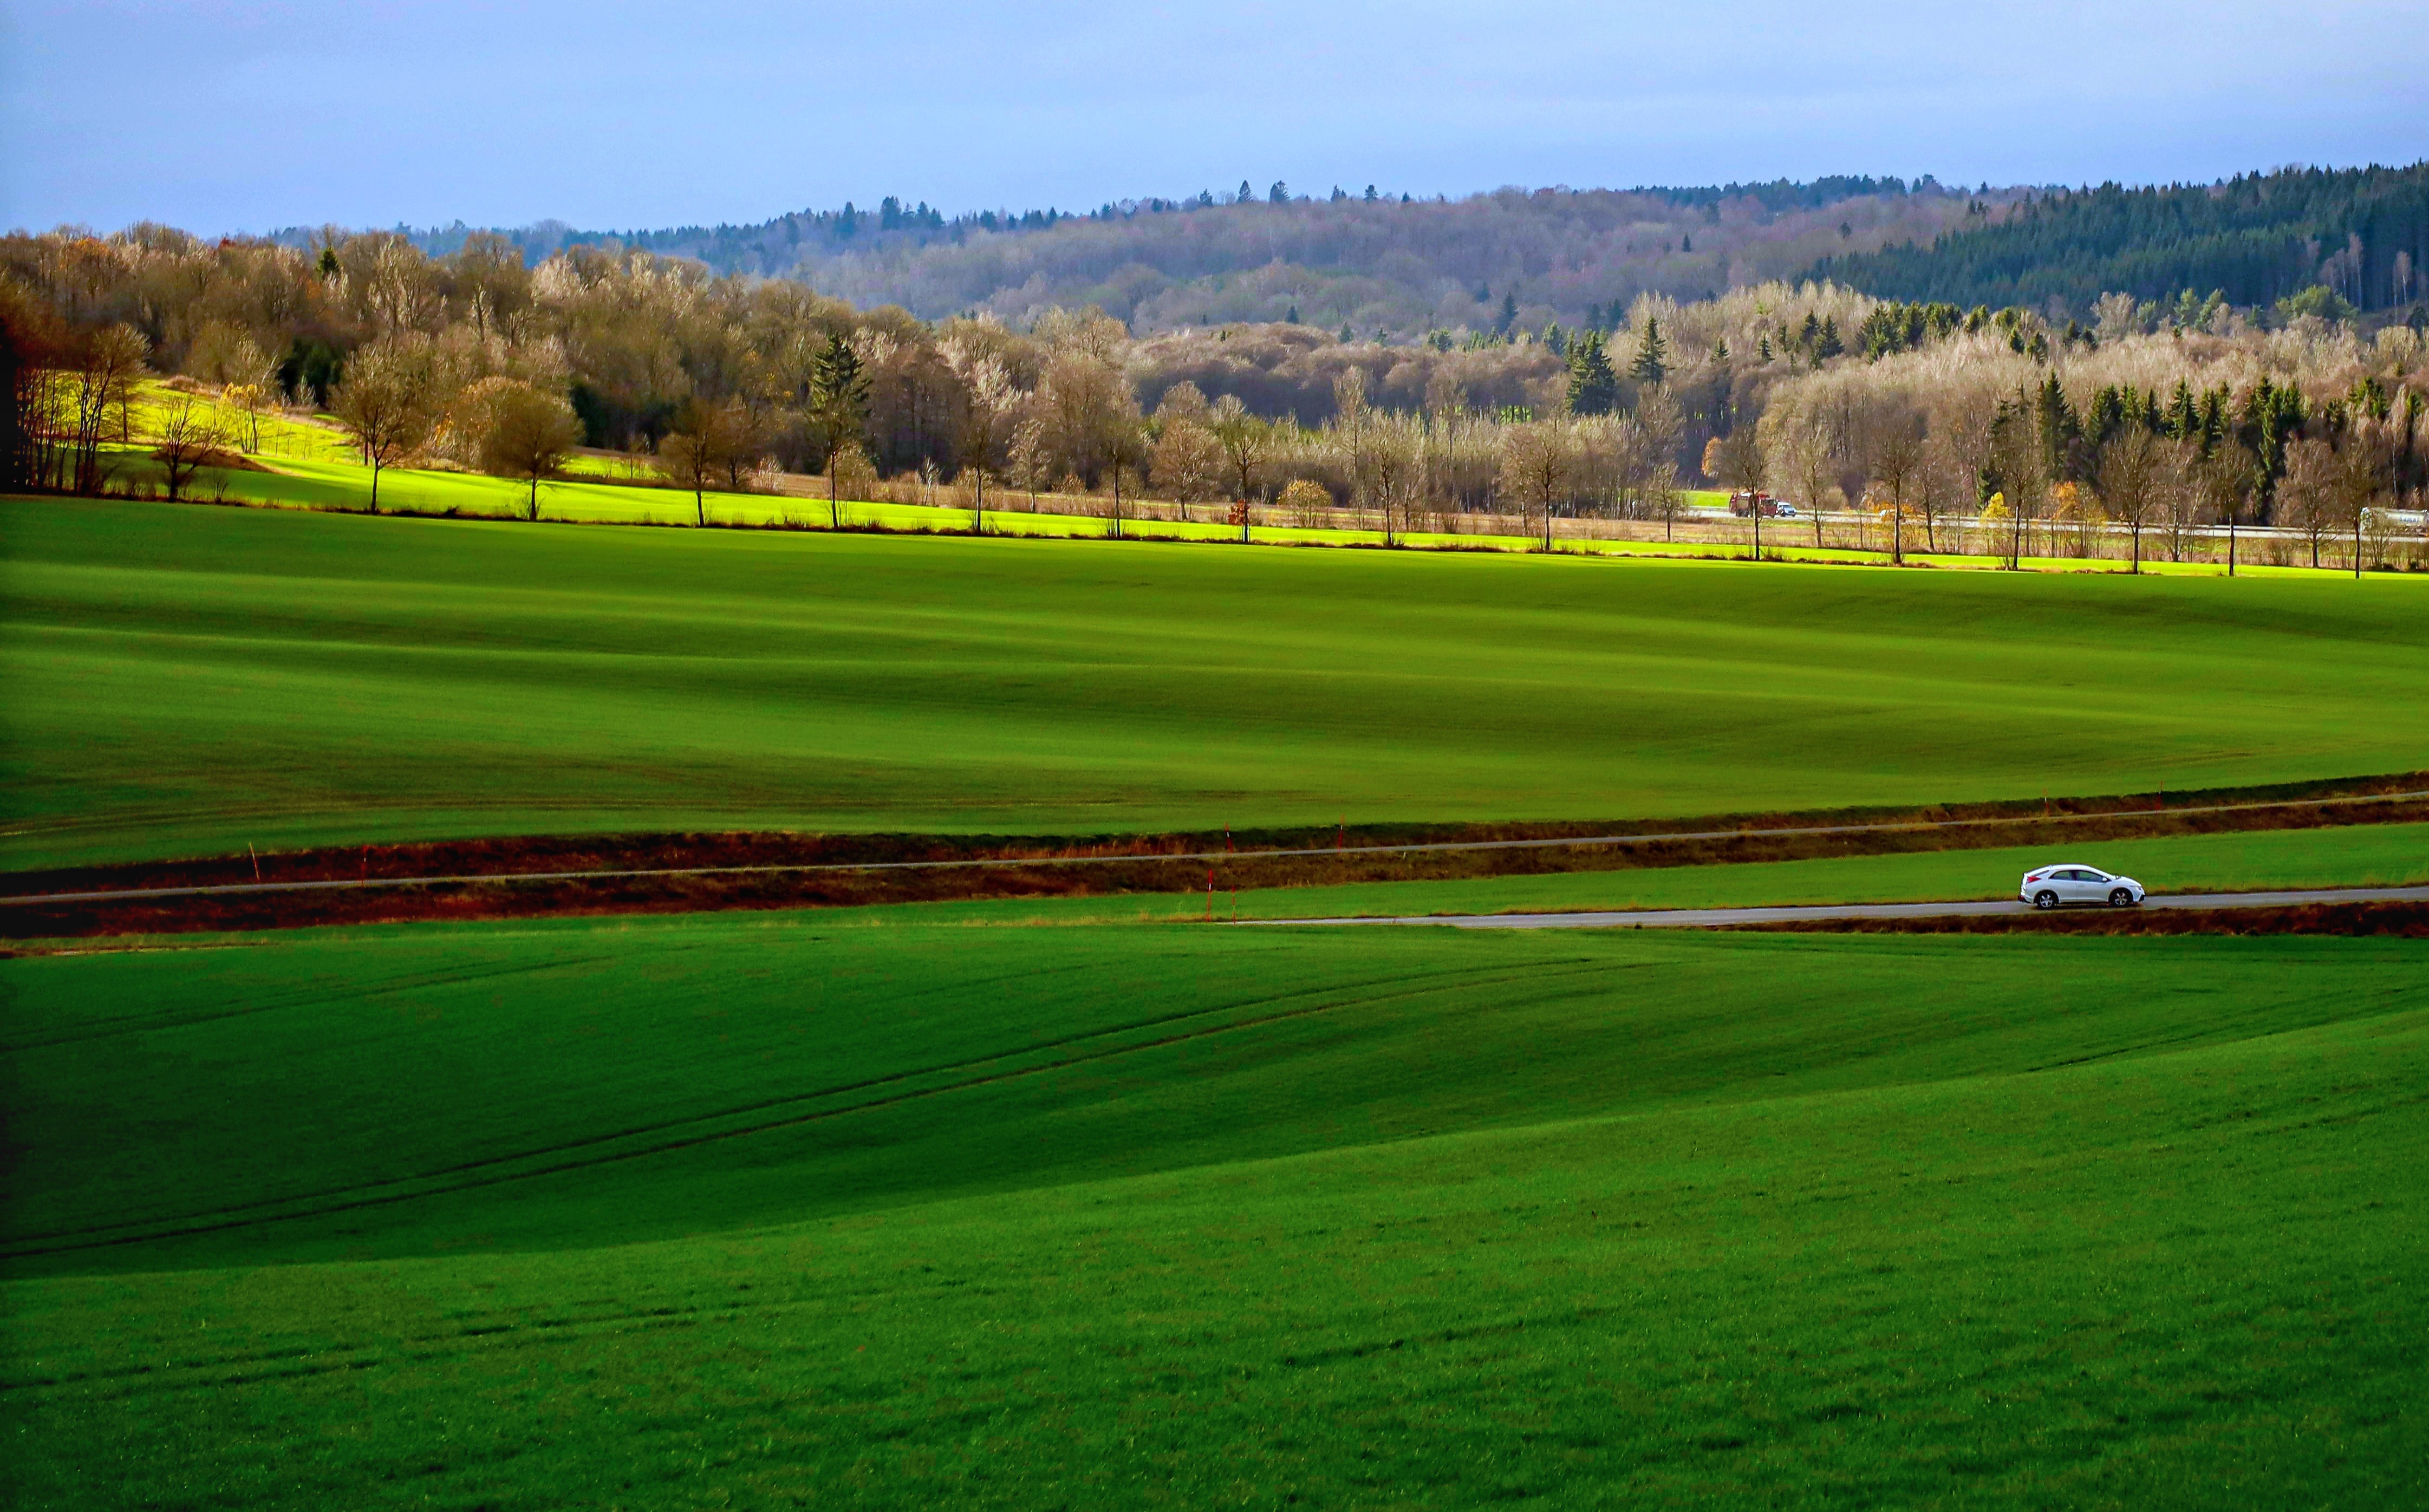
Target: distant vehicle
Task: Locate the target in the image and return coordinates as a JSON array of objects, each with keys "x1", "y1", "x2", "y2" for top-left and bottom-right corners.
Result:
[
  {"x1": 2020, "y1": 864, "x2": 2145, "y2": 909},
  {"x1": 1728, "y1": 490, "x2": 1783, "y2": 518},
  {"x1": 1774, "y1": 503, "x2": 1798, "y2": 518}
]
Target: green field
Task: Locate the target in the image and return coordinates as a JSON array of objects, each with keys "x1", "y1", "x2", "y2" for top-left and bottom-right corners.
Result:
[
  {"x1": 5, "y1": 496, "x2": 2426, "y2": 870},
  {"x1": 5, "y1": 915, "x2": 2424, "y2": 1505}
]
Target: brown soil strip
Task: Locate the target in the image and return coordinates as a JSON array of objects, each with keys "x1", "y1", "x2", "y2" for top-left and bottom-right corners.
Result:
[
  {"x1": 1735, "y1": 900, "x2": 2429, "y2": 939},
  {"x1": 5, "y1": 771, "x2": 2425, "y2": 939}
]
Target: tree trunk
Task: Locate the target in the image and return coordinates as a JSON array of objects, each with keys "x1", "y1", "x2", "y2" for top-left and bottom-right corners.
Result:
[
  {"x1": 369, "y1": 460, "x2": 381, "y2": 515},
  {"x1": 695, "y1": 487, "x2": 705, "y2": 527},
  {"x1": 829, "y1": 462, "x2": 839, "y2": 530},
  {"x1": 2228, "y1": 518, "x2": 2237, "y2": 577},
  {"x1": 2132, "y1": 520, "x2": 2140, "y2": 573}
]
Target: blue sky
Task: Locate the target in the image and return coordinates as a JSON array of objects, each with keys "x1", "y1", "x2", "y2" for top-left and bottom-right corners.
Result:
[{"x1": 5, "y1": 0, "x2": 2425, "y2": 234}]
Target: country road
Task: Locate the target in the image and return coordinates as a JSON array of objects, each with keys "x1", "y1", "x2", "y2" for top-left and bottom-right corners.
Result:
[{"x1": 1256, "y1": 884, "x2": 2429, "y2": 930}]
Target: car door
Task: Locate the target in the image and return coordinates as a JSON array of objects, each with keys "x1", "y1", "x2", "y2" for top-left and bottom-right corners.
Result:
[
  {"x1": 2066, "y1": 868, "x2": 2110, "y2": 902},
  {"x1": 2053, "y1": 868, "x2": 2094, "y2": 902}
]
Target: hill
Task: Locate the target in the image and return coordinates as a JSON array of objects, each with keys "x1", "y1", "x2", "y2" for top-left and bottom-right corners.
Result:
[
  {"x1": 354, "y1": 177, "x2": 1981, "y2": 335},
  {"x1": 1811, "y1": 160, "x2": 2429, "y2": 315},
  {"x1": 5, "y1": 913, "x2": 2424, "y2": 1504},
  {"x1": 8, "y1": 498, "x2": 2428, "y2": 870}
]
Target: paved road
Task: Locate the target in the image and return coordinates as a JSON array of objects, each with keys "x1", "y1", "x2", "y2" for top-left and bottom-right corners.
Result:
[{"x1": 1260, "y1": 884, "x2": 2429, "y2": 930}]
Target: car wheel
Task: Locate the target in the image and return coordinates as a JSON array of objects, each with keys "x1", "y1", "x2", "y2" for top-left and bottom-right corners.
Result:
[
  {"x1": 2033, "y1": 890, "x2": 2058, "y2": 910},
  {"x1": 2109, "y1": 888, "x2": 2137, "y2": 908}
]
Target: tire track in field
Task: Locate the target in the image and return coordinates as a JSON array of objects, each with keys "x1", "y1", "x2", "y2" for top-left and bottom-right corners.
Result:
[
  {"x1": 0, "y1": 951, "x2": 638, "y2": 1051},
  {"x1": 1, "y1": 957, "x2": 1643, "y2": 1259}
]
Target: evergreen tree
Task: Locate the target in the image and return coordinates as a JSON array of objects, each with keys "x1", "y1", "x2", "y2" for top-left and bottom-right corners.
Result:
[
  {"x1": 1566, "y1": 331, "x2": 1619, "y2": 416},
  {"x1": 1629, "y1": 317, "x2": 1669, "y2": 385},
  {"x1": 1712, "y1": 338, "x2": 1729, "y2": 363},
  {"x1": 809, "y1": 331, "x2": 870, "y2": 527},
  {"x1": 2089, "y1": 386, "x2": 2125, "y2": 446},
  {"x1": 1496, "y1": 292, "x2": 1519, "y2": 337},
  {"x1": 2166, "y1": 381, "x2": 2198, "y2": 439},
  {"x1": 1814, "y1": 317, "x2": 1843, "y2": 360}
]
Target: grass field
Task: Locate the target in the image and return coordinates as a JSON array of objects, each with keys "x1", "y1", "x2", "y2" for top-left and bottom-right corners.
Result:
[
  {"x1": 5, "y1": 915, "x2": 2424, "y2": 1506},
  {"x1": 5, "y1": 496, "x2": 2426, "y2": 870}
]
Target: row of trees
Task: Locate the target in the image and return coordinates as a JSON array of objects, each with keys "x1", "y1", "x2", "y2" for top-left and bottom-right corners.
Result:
[{"x1": 4, "y1": 223, "x2": 2423, "y2": 562}]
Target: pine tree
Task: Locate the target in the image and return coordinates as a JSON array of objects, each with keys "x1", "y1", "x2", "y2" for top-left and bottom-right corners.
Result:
[
  {"x1": 2166, "y1": 380, "x2": 2198, "y2": 440},
  {"x1": 1712, "y1": 338, "x2": 1729, "y2": 363},
  {"x1": 1566, "y1": 331, "x2": 1619, "y2": 416},
  {"x1": 1496, "y1": 292, "x2": 1519, "y2": 337},
  {"x1": 1814, "y1": 317, "x2": 1843, "y2": 361},
  {"x1": 810, "y1": 331, "x2": 870, "y2": 527},
  {"x1": 1630, "y1": 317, "x2": 1669, "y2": 385},
  {"x1": 1757, "y1": 330, "x2": 1774, "y2": 362}
]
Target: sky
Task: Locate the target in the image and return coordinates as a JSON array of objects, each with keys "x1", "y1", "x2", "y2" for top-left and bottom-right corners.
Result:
[{"x1": 5, "y1": 0, "x2": 2426, "y2": 236}]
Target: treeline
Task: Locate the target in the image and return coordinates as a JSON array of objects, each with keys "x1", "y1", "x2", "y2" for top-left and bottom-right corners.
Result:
[
  {"x1": 4, "y1": 222, "x2": 2424, "y2": 562},
  {"x1": 1813, "y1": 161, "x2": 2429, "y2": 315},
  {"x1": 319, "y1": 180, "x2": 1979, "y2": 338}
]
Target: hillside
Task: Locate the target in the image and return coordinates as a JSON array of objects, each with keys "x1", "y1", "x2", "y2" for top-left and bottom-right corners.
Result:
[
  {"x1": 1813, "y1": 160, "x2": 2429, "y2": 315},
  {"x1": 360, "y1": 177, "x2": 1982, "y2": 336},
  {"x1": 6, "y1": 498, "x2": 2428, "y2": 870},
  {"x1": 6, "y1": 913, "x2": 2424, "y2": 1505}
]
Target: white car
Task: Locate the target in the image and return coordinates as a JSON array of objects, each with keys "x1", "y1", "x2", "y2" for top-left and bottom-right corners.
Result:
[{"x1": 2020, "y1": 864, "x2": 2145, "y2": 909}]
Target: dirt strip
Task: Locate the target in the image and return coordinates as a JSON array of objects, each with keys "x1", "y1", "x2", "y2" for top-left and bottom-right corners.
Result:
[
  {"x1": 5, "y1": 772, "x2": 2425, "y2": 938},
  {"x1": 1738, "y1": 898, "x2": 2429, "y2": 939}
]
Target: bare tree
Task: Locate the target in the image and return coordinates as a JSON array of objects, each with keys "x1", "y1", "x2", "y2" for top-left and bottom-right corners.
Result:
[
  {"x1": 1988, "y1": 403, "x2": 2044, "y2": 570},
  {"x1": 2193, "y1": 444, "x2": 2255, "y2": 577},
  {"x1": 2278, "y1": 439, "x2": 2342, "y2": 570},
  {"x1": 151, "y1": 393, "x2": 232, "y2": 502},
  {"x1": 1363, "y1": 412, "x2": 1422, "y2": 546},
  {"x1": 64, "y1": 325, "x2": 147, "y2": 495},
  {"x1": 1636, "y1": 384, "x2": 1686, "y2": 540},
  {"x1": 1714, "y1": 423, "x2": 1769, "y2": 561},
  {"x1": 330, "y1": 337, "x2": 434, "y2": 514},
  {"x1": 944, "y1": 348, "x2": 1015, "y2": 531},
  {"x1": 657, "y1": 400, "x2": 746, "y2": 525},
  {"x1": 1866, "y1": 406, "x2": 1925, "y2": 564},
  {"x1": 1498, "y1": 420, "x2": 1575, "y2": 549},
  {"x1": 1210, "y1": 394, "x2": 1273, "y2": 542},
  {"x1": 2094, "y1": 426, "x2": 2168, "y2": 573},
  {"x1": 1104, "y1": 410, "x2": 1148, "y2": 538}
]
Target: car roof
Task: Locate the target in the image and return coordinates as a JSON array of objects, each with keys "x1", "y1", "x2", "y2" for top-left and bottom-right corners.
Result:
[{"x1": 2027, "y1": 862, "x2": 2102, "y2": 871}]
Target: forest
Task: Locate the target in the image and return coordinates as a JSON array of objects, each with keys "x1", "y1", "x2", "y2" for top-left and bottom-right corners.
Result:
[
  {"x1": 4, "y1": 175, "x2": 2426, "y2": 564},
  {"x1": 1814, "y1": 162, "x2": 2429, "y2": 317},
  {"x1": 352, "y1": 178, "x2": 1985, "y2": 337}
]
